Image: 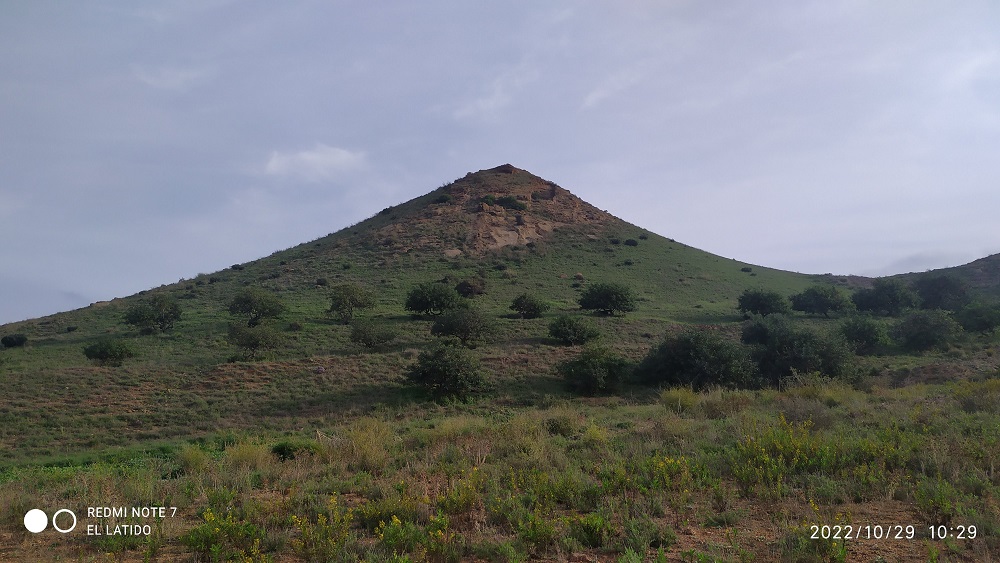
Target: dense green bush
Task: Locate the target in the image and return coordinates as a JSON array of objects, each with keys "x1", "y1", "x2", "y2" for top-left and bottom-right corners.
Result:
[
  {"x1": 852, "y1": 279, "x2": 918, "y2": 316},
  {"x1": 123, "y1": 294, "x2": 182, "y2": 333},
  {"x1": 404, "y1": 283, "x2": 462, "y2": 317},
  {"x1": 495, "y1": 195, "x2": 527, "y2": 211},
  {"x1": 406, "y1": 343, "x2": 484, "y2": 400},
  {"x1": 578, "y1": 282, "x2": 637, "y2": 316},
  {"x1": 741, "y1": 315, "x2": 853, "y2": 384},
  {"x1": 228, "y1": 287, "x2": 286, "y2": 327},
  {"x1": 636, "y1": 329, "x2": 759, "y2": 390},
  {"x1": 737, "y1": 289, "x2": 790, "y2": 317},
  {"x1": 549, "y1": 315, "x2": 600, "y2": 345},
  {"x1": 955, "y1": 302, "x2": 1000, "y2": 333},
  {"x1": 558, "y1": 346, "x2": 631, "y2": 395},
  {"x1": 226, "y1": 323, "x2": 282, "y2": 359},
  {"x1": 913, "y1": 275, "x2": 969, "y2": 311},
  {"x1": 455, "y1": 278, "x2": 487, "y2": 298},
  {"x1": 430, "y1": 307, "x2": 497, "y2": 348},
  {"x1": 839, "y1": 315, "x2": 891, "y2": 355},
  {"x1": 1, "y1": 334, "x2": 28, "y2": 348},
  {"x1": 789, "y1": 286, "x2": 852, "y2": 317},
  {"x1": 327, "y1": 283, "x2": 376, "y2": 324},
  {"x1": 510, "y1": 293, "x2": 549, "y2": 319},
  {"x1": 894, "y1": 309, "x2": 962, "y2": 352},
  {"x1": 83, "y1": 337, "x2": 135, "y2": 366},
  {"x1": 349, "y1": 319, "x2": 398, "y2": 350}
]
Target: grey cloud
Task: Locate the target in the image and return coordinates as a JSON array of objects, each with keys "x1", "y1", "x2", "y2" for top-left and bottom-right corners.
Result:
[{"x1": 2, "y1": 1, "x2": 999, "y2": 324}]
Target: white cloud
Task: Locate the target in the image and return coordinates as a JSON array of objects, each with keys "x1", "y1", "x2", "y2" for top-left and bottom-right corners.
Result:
[{"x1": 264, "y1": 144, "x2": 367, "y2": 183}]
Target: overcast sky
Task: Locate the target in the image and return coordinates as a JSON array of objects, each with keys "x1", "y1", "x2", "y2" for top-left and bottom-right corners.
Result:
[{"x1": 2, "y1": 1, "x2": 999, "y2": 324}]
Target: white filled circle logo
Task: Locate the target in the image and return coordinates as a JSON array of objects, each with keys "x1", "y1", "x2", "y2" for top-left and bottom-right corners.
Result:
[
  {"x1": 24, "y1": 509, "x2": 77, "y2": 533},
  {"x1": 23, "y1": 509, "x2": 47, "y2": 533}
]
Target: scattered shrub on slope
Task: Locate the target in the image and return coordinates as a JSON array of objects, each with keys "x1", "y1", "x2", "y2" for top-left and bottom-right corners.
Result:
[
  {"x1": 83, "y1": 337, "x2": 135, "y2": 366},
  {"x1": 328, "y1": 283, "x2": 376, "y2": 324},
  {"x1": 510, "y1": 293, "x2": 549, "y2": 319},
  {"x1": 406, "y1": 343, "x2": 485, "y2": 400},
  {"x1": 894, "y1": 309, "x2": 962, "y2": 352},
  {"x1": 405, "y1": 283, "x2": 463, "y2": 317},
  {"x1": 558, "y1": 346, "x2": 631, "y2": 396},
  {"x1": 636, "y1": 329, "x2": 759, "y2": 390},
  {"x1": 579, "y1": 282, "x2": 637, "y2": 316},
  {"x1": 839, "y1": 315, "x2": 891, "y2": 355},
  {"x1": 737, "y1": 289, "x2": 790, "y2": 317},
  {"x1": 430, "y1": 307, "x2": 497, "y2": 348},
  {"x1": 549, "y1": 315, "x2": 600, "y2": 345}
]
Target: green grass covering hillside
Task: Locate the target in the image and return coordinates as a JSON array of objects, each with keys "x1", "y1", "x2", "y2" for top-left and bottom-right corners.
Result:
[
  {"x1": 1, "y1": 165, "x2": 998, "y2": 560},
  {"x1": 0, "y1": 167, "x2": 831, "y2": 463}
]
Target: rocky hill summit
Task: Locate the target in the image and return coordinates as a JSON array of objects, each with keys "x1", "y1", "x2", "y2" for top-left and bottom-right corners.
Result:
[{"x1": 354, "y1": 164, "x2": 617, "y2": 258}]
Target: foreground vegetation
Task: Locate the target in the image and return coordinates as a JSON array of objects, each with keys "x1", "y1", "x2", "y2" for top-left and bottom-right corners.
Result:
[{"x1": 2, "y1": 372, "x2": 999, "y2": 561}]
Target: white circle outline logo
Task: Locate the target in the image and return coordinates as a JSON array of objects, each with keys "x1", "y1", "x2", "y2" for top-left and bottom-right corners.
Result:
[{"x1": 52, "y1": 509, "x2": 77, "y2": 533}]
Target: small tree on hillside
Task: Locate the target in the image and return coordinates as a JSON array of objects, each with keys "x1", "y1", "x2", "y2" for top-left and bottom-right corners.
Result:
[
  {"x1": 913, "y1": 275, "x2": 969, "y2": 311},
  {"x1": 350, "y1": 319, "x2": 398, "y2": 350},
  {"x1": 894, "y1": 310, "x2": 962, "y2": 352},
  {"x1": 328, "y1": 283, "x2": 376, "y2": 324},
  {"x1": 406, "y1": 343, "x2": 485, "y2": 400},
  {"x1": 227, "y1": 323, "x2": 282, "y2": 360},
  {"x1": 955, "y1": 302, "x2": 1000, "y2": 333},
  {"x1": 430, "y1": 307, "x2": 497, "y2": 348},
  {"x1": 741, "y1": 315, "x2": 853, "y2": 385},
  {"x1": 852, "y1": 279, "x2": 918, "y2": 317},
  {"x1": 636, "y1": 329, "x2": 759, "y2": 390},
  {"x1": 578, "y1": 282, "x2": 637, "y2": 316},
  {"x1": 790, "y1": 285, "x2": 852, "y2": 318},
  {"x1": 558, "y1": 346, "x2": 631, "y2": 396},
  {"x1": 549, "y1": 315, "x2": 600, "y2": 345},
  {"x1": 737, "y1": 289, "x2": 790, "y2": 317},
  {"x1": 839, "y1": 315, "x2": 891, "y2": 355},
  {"x1": 83, "y1": 337, "x2": 135, "y2": 366},
  {"x1": 228, "y1": 287, "x2": 286, "y2": 327},
  {"x1": 455, "y1": 278, "x2": 487, "y2": 298},
  {"x1": 405, "y1": 283, "x2": 462, "y2": 317},
  {"x1": 124, "y1": 294, "x2": 182, "y2": 333},
  {"x1": 510, "y1": 293, "x2": 549, "y2": 319},
  {"x1": 1, "y1": 334, "x2": 28, "y2": 348}
]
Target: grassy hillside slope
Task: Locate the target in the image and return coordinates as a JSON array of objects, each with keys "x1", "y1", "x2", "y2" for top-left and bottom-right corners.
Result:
[
  {"x1": 1, "y1": 165, "x2": 998, "y2": 562},
  {"x1": 0, "y1": 166, "x2": 829, "y2": 463}
]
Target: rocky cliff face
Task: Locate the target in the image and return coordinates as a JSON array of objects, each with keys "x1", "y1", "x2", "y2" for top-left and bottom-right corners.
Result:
[{"x1": 366, "y1": 164, "x2": 618, "y2": 257}]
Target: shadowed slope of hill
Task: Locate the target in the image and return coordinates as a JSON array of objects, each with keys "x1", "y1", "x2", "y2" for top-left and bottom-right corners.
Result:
[{"x1": 896, "y1": 253, "x2": 1000, "y2": 300}]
